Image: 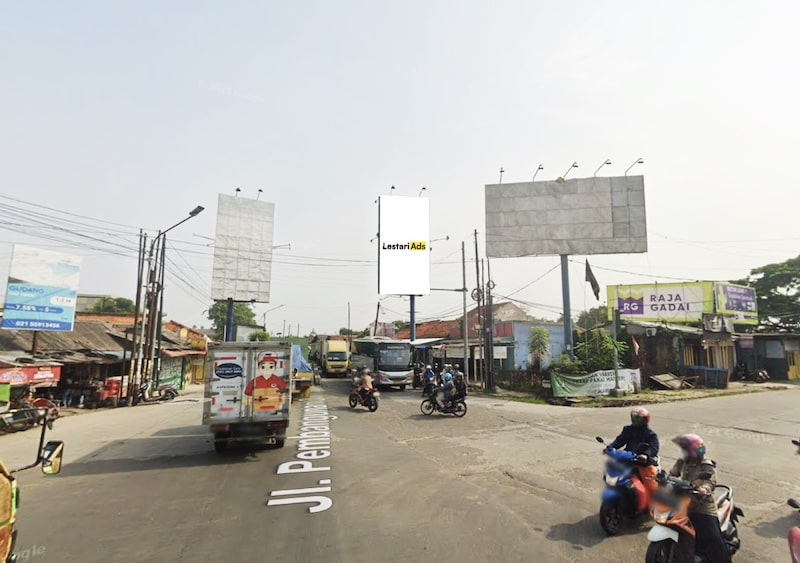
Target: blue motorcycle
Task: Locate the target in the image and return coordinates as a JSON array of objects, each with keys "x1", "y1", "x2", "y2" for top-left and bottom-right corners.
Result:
[{"x1": 595, "y1": 436, "x2": 657, "y2": 536}]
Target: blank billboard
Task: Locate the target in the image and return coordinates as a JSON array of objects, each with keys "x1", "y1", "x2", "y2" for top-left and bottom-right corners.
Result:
[
  {"x1": 485, "y1": 176, "x2": 647, "y2": 257},
  {"x1": 211, "y1": 194, "x2": 275, "y2": 302},
  {"x1": 378, "y1": 195, "x2": 430, "y2": 295}
]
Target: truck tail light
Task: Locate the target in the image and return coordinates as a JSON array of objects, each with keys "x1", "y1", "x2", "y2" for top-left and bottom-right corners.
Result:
[{"x1": 210, "y1": 424, "x2": 229, "y2": 433}]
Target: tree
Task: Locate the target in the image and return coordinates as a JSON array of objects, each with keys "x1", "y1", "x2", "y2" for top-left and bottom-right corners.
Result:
[
  {"x1": 90, "y1": 297, "x2": 136, "y2": 314},
  {"x1": 574, "y1": 328, "x2": 629, "y2": 373},
  {"x1": 527, "y1": 327, "x2": 550, "y2": 375},
  {"x1": 249, "y1": 330, "x2": 270, "y2": 341},
  {"x1": 339, "y1": 327, "x2": 370, "y2": 337},
  {"x1": 734, "y1": 255, "x2": 800, "y2": 332},
  {"x1": 575, "y1": 307, "x2": 609, "y2": 331},
  {"x1": 207, "y1": 301, "x2": 256, "y2": 338}
]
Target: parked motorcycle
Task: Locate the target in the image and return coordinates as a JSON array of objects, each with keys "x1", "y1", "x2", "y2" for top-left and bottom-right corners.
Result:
[
  {"x1": 595, "y1": 436, "x2": 659, "y2": 535},
  {"x1": 420, "y1": 395, "x2": 467, "y2": 417},
  {"x1": 0, "y1": 407, "x2": 65, "y2": 563},
  {"x1": 646, "y1": 471, "x2": 742, "y2": 563},
  {"x1": 348, "y1": 387, "x2": 380, "y2": 412},
  {"x1": 732, "y1": 363, "x2": 769, "y2": 383},
  {"x1": 132, "y1": 382, "x2": 178, "y2": 406}
]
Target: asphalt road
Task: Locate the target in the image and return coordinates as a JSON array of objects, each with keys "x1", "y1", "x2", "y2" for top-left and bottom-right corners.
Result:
[{"x1": 5, "y1": 381, "x2": 800, "y2": 562}]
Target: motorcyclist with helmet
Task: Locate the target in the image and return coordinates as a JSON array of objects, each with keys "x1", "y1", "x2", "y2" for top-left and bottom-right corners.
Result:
[
  {"x1": 422, "y1": 365, "x2": 436, "y2": 396},
  {"x1": 668, "y1": 434, "x2": 731, "y2": 563},
  {"x1": 606, "y1": 407, "x2": 660, "y2": 492},
  {"x1": 435, "y1": 373, "x2": 455, "y2": 411}
]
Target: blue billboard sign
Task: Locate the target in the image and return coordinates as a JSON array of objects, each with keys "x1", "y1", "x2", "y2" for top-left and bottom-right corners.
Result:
[{"x1": 2, "y1": 245, "x2": 81, "y2": 332}]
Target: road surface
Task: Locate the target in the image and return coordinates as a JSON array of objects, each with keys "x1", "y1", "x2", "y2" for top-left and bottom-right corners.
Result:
[{"x1": 5, "y1": 381, "x2": 799, "y2": 562}]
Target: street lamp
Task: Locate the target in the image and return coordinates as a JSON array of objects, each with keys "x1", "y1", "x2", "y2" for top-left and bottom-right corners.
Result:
[
  {"x1": 141, "y1": 206, "x2": 204, "y2": 399},
  {"x1": 563, "y1": 162, "x2": 578, "y2": 179},
  {"x1": 625, "y1": 158, "x2": 644, "y2": 176},
  {"x1": 594, "y1": 159, "x2": 612, "y2": 177},
  {"x1": 262, "y1": 304, "x2": 286, "y2": 330},
  {"x1": 532, "y1": 164, "x2": 544, "y2": 182}
]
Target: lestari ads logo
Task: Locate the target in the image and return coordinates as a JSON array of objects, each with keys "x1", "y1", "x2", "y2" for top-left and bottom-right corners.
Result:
[{"x1": 381, "y1": 241, "x2": 427, "y2": 251}]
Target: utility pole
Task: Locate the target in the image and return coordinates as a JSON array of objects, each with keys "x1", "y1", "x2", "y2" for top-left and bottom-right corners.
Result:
[
  {"x1": 473, "y1": 229, "x2": 483, "y2": 385},
  {"x1": 130, "y1": 232, "x2": 147, "y2": 404},
  {"x1": 486, "y1": 259, "x2": 495, "y2": 391},
  {"x1": 461, "y1": 241, "x2": 469, "y2": 384},
  {"x1": 154, "y1": 233, "x2": 167, "y2": 388},
  {"x1": 282, "y1": 319, "x2": 286, "y2": 338},
  {"x1": 480, "y1": 258, "x2": 486, "y2": 387},
  {"x1": 224, "y1": 298, "x2": 234, "y2": 341},
  {"x1": 145, "y1": 234, "x2": 163, "y2": 384},
  {"x1": 373, "y1": 302, "x2": 380, "y2": 336}
]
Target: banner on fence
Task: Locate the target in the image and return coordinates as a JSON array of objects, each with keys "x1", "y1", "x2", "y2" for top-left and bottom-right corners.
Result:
[{"x1": 551, "y1": 369, "x2": 641, "y2": 398}]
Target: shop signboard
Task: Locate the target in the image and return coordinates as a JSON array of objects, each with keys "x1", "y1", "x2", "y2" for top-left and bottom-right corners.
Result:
[
  {"x1": 0, "y1": 365, "x2": 61, "y2": 387},
  {"x1": 714, "y1": 282, "x2": 758, "y2": 325},
  {"x1": 608, "y1": 282, "x2": 714, "y2": 323}
]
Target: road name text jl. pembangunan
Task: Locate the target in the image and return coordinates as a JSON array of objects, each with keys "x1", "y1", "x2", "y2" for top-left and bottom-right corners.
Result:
[{"x1": 266, "y1": 400, "x2": 335, "y2": 514}]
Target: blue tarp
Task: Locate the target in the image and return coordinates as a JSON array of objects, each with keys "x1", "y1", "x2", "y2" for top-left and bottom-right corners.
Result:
[{"x1": 291, "y1": 345, "x2": 313, "y2": 373}]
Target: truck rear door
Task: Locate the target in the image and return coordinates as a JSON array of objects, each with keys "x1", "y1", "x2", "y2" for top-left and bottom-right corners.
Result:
[{"x1": 208, "y1": 348, "x2": 246, "y2": 419}]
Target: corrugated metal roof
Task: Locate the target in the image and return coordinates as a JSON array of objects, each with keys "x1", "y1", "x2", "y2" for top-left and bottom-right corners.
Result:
[{"x1": 0, "y1": 321, "x2": 126, "y2": 354}]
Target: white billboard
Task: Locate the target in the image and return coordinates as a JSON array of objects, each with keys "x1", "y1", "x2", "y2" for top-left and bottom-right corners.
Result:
[
  {"x1": 1, "y1": 245, "x2": 82, "y2": 332},
  {"x1": 485, "y1": 176, "x2": 647, "y2": 257},
  {"x1": 211, "y1": 194, "x2": 275, "y2": 302},
  {"x1": 378, "y1": 195, "x2": 430, "y2": 295}
]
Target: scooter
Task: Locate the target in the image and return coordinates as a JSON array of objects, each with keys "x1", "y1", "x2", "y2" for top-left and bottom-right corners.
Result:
[
  {"x1": 420, "y1": 395, "x2": 467, "y2": 417},
  {"x1": 132, "y1": 382, "x2": 178, "y2": 406},
  {"x1": 0, "y1": 407, "x2": 65, "y2": 563},
  {"x1": 732, "y1": 363, "x2": 769, "y2": 383},
  {"x1": 787, "y1": 439, "x2": 800, "y2": 562},
  {"x1": 646, "y1": 471, "x2": 742, "y2": 563},
  {"x1": 595, "y1": 436, "x2": 659, "y2": 535}
]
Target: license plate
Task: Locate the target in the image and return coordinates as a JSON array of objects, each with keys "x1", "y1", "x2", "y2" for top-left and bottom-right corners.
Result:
[
  {"x1": 373, "y1": 392, "x2": 380, "y2": 397},
  {"x1": 265, "y1": 438, "x2": 277, "y2": 445}
]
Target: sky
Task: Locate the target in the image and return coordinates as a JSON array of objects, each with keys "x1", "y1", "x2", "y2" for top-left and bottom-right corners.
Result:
[{"x1": 1, "y1": 1, "x2": 800, "y2": 336}]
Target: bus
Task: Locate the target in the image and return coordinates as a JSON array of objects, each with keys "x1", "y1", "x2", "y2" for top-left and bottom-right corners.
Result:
[{"x1": 350, "y1": 337, "x2": 414, "y2": 390}]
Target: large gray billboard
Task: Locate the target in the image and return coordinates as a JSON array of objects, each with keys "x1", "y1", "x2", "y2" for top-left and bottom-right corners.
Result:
[
  {"x1": 485, "y1": 175, "x2": 647, "y2": 257},
  {"x1": 211, "y1": 194, "x2": 275, "y2": 302}
]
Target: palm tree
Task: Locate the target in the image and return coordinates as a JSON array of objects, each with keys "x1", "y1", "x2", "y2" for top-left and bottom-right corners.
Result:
[{"x1": 528, "y1": 327, "x2": 550, "y2": 378}]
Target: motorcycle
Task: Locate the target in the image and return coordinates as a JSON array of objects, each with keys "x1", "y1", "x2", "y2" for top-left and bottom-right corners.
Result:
[
  {"x1": 132, "y1": 382, "x2": 178, "y2": 406},
  {"x1": 421, "y1": 378, "x2": 437, "y2": 398},
  {"x1": 732, "y1": 363, "x2": 769, "y2": 383},
  {"x1": 0, "y1": 407, "x2": 65, "y2": 563},
  {"x1": 646, "y1": 471, "x2": 742, "y2": 563},
  {"x1": 595, "y1": 436, "x2": 659, "y2": 535},
  {"x1": 420, "y1": 394, "x2": 467, "y2": 417},
  {"x1": 348, "y1": 386, "x2": 380, "y2": 412},
  {"x1": 787, "y1": 439, "x2": 800, "y2": 562}
]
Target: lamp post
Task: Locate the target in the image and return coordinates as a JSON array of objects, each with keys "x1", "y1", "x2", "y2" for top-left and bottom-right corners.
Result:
[
  {"x1": 532, "y1": 164, "x2": 544, "y2": 182},
  {"x1": 625, "y1": 158, "x2": 644, "y2": 176},
  {"x1": 594, "y1": 159, "x2": 612, "y2": 177},
  {"x1": 133, "y1": 206, "x2": 204, "y2": 403},
  {"x1": 563, "y1": 162, "x2": 578, "y2": 179}
]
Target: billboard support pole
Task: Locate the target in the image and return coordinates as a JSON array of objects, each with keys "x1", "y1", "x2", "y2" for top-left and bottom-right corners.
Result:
[
  {"x1": 611, "y1": 308, "x2": 621, "y2": 396},
  {"x1": 225, "y1": 298, "x2": 234, "y2": 342},
  {"x1": 410, "y1": 295, "x2": 416, "y2": 342},
  {"x1": 474, "y1": 230, "x2": 483, "y2": 386},
  {"x1": 31, "y1": 331, "x2": 38, "y2": 355},
  {"x1": 560, "y1": 255, "x2": 574, "y2": 359}
]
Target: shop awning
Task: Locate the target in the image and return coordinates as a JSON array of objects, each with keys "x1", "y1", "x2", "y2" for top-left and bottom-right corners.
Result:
[{"x1": 162, "y1": 349, "x2": 205, "y2": 358}]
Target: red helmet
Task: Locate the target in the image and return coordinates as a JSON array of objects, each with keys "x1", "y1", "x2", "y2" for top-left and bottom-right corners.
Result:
[
  {"x1": 630, "y1": 407, "x2": 651, "y2": 427},
  {"x1": 672, "y1": 434, "x2": 707, "y2": 459}
]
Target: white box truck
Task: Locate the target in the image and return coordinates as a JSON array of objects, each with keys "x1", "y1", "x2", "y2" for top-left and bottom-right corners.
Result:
[{"x1": 203, "y1": 341, "x2": 292, "y2": 453}]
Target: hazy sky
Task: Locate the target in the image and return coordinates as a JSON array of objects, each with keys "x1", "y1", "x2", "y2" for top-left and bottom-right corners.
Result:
[{"x1": 2, "y1": 1, "x2": 799, "y2": 336}]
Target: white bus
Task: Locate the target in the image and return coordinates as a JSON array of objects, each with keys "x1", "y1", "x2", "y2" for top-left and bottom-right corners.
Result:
[{"x1": 349, "y1": 337, "x2": 414, "y2": 390}]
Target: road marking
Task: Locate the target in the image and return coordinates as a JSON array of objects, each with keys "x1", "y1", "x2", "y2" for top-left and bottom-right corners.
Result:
[{"x1": 266, "y1": 397, "x2": 335, "y2": 514}]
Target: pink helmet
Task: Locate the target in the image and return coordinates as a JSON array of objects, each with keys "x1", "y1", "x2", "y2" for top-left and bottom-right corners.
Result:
[
  {"x1": 630, "y1": 406, "x2": 651, "y2": 427},
  {"x1": 672, "y1": 434, "x2": 707, "y2": 458}
]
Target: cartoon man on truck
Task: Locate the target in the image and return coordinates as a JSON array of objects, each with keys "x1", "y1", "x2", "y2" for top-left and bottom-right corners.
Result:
[{"x1": 243, "y1": 352, "x2": 287, "y2": 413}]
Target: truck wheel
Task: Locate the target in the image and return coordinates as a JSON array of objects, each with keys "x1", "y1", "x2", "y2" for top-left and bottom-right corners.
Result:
[
  {"x1": 274, "y1": 439, "x2": 285, "y2": 449},
  {"x1": 214, "y1": 433, "x2": 229, "y2": 453}
]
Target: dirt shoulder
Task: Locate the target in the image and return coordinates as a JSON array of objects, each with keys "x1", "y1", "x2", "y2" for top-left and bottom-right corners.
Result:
[{"x1": 474, "y1": 381, "x2": 795, "y2": 408}]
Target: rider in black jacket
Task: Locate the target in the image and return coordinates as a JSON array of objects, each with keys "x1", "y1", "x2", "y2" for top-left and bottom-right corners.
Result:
[{"x1": 606, "y1": 407, "x2": 660, "y2": 492}]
